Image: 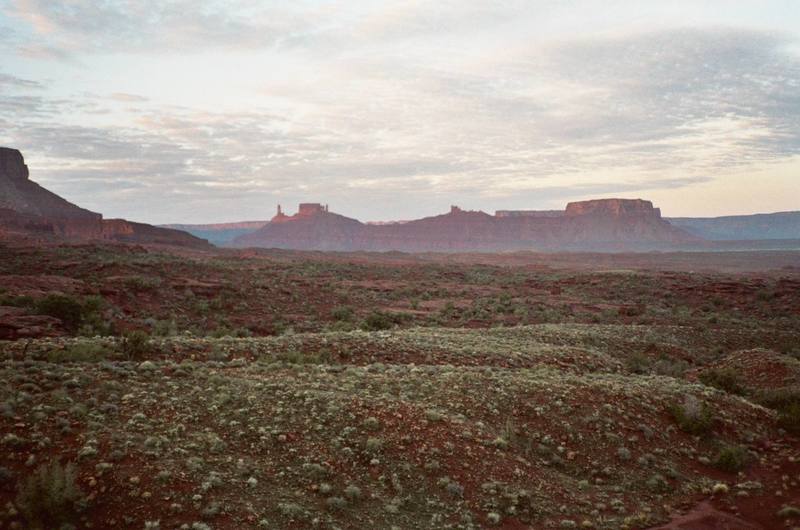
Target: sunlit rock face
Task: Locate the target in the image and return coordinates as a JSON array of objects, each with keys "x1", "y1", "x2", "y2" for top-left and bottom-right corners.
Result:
[{"x1": 565, "y1": 199, "x2": 662, "y2": 219}]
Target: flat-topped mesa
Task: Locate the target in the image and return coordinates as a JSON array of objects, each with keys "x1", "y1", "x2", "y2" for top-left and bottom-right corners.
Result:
[
  {"x1": 297, "y1": 203, "x2": 328, "y2": 216},
  {"x1": 0, "y1": 147, "x2": 30, "y2": 182},
  {"x1": 565, "y1": 198, "x2": 662, "y2": 219},
  {"x1": 234, "y1": 197, "x2": 697, "y2": 250}
]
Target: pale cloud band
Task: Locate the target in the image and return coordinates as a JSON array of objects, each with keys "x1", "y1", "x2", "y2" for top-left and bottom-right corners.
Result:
[{"x1": 0, "y1": 1, "x2": 798, "y2": 223}]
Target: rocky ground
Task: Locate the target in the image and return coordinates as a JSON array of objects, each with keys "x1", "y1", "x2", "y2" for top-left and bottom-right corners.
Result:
[{"x1": 0, "y1": 241, "x2": 798, "y2": 529}]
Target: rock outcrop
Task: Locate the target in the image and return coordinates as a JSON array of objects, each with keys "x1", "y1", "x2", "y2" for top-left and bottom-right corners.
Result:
[
  {"x1": 233, "y1": 199, "x2": 700, "y2": 251},
  {"x1": 235, "y1": 203, "x2": 363, "y2": 251},
  {"x1": 0, "y1": 147, "x2": 102, "y2": 220},
  {"x1": 0, "y1": 147, "x2": 211, "y2": 249},
  {"x1": 565, "y1": 198, "x2": 661, "y2": 218}
]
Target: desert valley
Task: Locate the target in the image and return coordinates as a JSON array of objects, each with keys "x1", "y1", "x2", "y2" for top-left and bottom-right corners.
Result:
[
  {"x1": 2, "y1": 2, "x2": 800, "y2": 529},
  {"x1": 0, "y1": 146, "x2": 798, "y2": 530}
]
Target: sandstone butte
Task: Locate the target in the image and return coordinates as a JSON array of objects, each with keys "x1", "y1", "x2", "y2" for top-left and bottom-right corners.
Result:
[
  {"x1": 1, "y1": 146, "x2": 700, "y2": 252},
  {"x1": 0, "y1": 147, "x2": 210, "y2": 249},
  {"x1": 233, "y1": 200, "x2": 700, "y2": 252}
]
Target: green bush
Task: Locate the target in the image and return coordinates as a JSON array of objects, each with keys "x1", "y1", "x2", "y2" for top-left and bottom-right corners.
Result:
[
  {"x1": 0, "y1": 292, "x2": 34, "y2": 308},
  {"x1": 778, "y1": 402, "x2": 800, "y2": 434},
  {"x1": 754, "y1": 388, "x2": 800, "y2": 434},
  {"x1": 16, "y1": 461, "x2": 85, "y2": 529},
  {"x1": 713, "y1": 444, "x2": 749, "y2": 473},
  {"x1": 78, "y1": 296, "x2": 113, "y2": 336},
  {"x1": 331, "y1": 306, "x2": 354, "y2": 322},
  {"x1": 35, "y1": 294, "x2": 84, "y2": 332},
  {"x1": 121, "y1": 330, "x2": 151, "y2": 361},
  {"x1": 699, "y1": 367, "x2": 745, "y2": 395},
  {"x1": 47, "y1": 341, "x2": 113, "y2": 363},
  {"x1": 625, "y1": 352, "x2": 651, "y2": 374},
  {"x1": 669, "y1": 396, "x2": 715, "y2": 436},
  {"x1": 361, "y1": 311, "x2": 408, "y2": 331},
  {"x1": 34, "y1": 294, "x2": 110, "y2": 335},
  {"x1": 123, "y1": 276, "x2": 162, "y2": 292}
]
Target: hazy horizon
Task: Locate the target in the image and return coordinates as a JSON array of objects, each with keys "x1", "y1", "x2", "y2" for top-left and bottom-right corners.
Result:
[{"x1": 1, "y1": 1, "x2": 799, "y2": 224}]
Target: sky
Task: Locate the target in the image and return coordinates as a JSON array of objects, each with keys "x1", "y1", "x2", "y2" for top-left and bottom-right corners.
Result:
[{"x1": 0, "y1": 0, "x2": 799, "y2": 224}]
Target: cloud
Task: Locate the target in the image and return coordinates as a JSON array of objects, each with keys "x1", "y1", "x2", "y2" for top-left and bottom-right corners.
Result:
[
  {"x1": 109, "y1": 92, "x2": 149, "y2": 103},
  {"x1": 1, "y1": 2, "x2": 799, "y2": 222},
  {"x1": 6, "y1": 0, "x2": 309, "y2": 55},
  {"x1": 0, "y1": 72, "x2": 44, "y2": 90}
]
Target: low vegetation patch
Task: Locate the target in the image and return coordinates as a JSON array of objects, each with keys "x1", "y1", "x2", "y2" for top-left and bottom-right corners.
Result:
[
  {"x1": 713, "y1": 444, "x2": 750, "y2": 473},
  {"x1": 669, "y1": 395, "x2": 715, "y2": 436},
  {"x1": 15, "y1": 461, "x2": 85, "y2": 529},
  {"x1": 699, "y1": 367, "x2": 746, "y2": 395}
]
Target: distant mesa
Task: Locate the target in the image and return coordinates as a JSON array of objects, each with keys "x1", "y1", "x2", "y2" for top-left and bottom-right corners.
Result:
[
  {"x1": 232, "y1": 198, "x2": 699, "y2": 251},
  {"x1": 669, "y1": 211, "x2": 800, "y2": 240},
  {"x1": 271, "y1": 202, "x2": 329, "y2": 223},
  {"x1": 6, "y1": 145, "x2": 795, "y2": 252},
  {"x1": 0, "y1": 147, "x2": 210, "y2": 249}
]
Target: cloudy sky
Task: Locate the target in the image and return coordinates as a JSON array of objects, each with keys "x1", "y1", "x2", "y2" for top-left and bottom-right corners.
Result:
[{"x1": 1, "y1": 0, "x2": 799, "y2": 224}]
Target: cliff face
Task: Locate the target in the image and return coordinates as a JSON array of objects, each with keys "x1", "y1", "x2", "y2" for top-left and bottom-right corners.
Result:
[
  {"x1": 0, "y1": 147, "x2": 211, "y2": 249},
  {"x1": 233, "y1": 199, "x2": 700, "y2": 251},
  {"x1": 565, "y1": 198, "x2": 661, "y2": 218},
  {"x1": 0, "y1": 147, "x2": 102, "y2": 220},
  {"x1": 235, "y1": 207, "x2": 363, "y2": 251}
]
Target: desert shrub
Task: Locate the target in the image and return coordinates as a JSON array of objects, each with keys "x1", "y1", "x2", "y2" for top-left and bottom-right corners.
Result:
[
  {"x1": 777, "y1": 506, "x2": 800, "y2": 518},
  {"x1": 35, "y1": 294, "x2": 84, "y2": 331},
  {"x1": 278, "y1": 502, "x2": 309, "y2": 520},
  {"x1": 123, "y1": 276, "x2": 162, "y2": 292},
  {"x1": 646, "y1": 473, "x2": 670, "y2": 493},
  {"x1": 47, "y1": 341, "x2": 113, "y2": 362},
  {"x1": 363, "y1": 416, "x2": 381, "y2": 431},
  {"x1": 15, "y1": 460, "x2": 85, "y2": 529},
  {"x1": 331, "y1": 306, "x2": 354, "y2": 322},
  {"x1": 618, "y1": 304, "x2": 646, "y2": 317},
  {"x1": 777, "y1": 402, "x2": 800, "y2": 434},
  {"x1": 361, "y1": 310, "x2": 408, "y2": 331},
  {"x1": 152, "y1": 318, "x2": 178, "y2": 337},
  {"x1": 651, "y1": 357, "x2": 690, "y2": 378},
  {"x1": 713, "y1": 444, "x2": 749, "y2": 473},
  {"x1": 325, "y1": 496, "x2": 347, "y2": 511},
  {"x1": 121, "y1": 330, "x2": 151, "y2": 361},
  {"x1": 365, "y1": 437, "x2": 383, "y2": 453},
  {"x1": 626, "y1": 353, "x2": 651, "y2": 374},
  {"x1": 699, "y1": 367, "x2": 745, "y2": 395},
  {"x1": 626, "y1": 353, "x2": 688, "y2": 377},
  {"x1": 79, "y1": 296, "x2": 113, "y2": 336},
  {"x1": 754, "y1": 388, "x2": 800, "y2": 434},
  {"x1": 669, "y1": 396, "x2": 714, "y2": 436},
  {"x1": 209, "y1": 325, "x2": 252, "y2": 338},
  {"x1": 34, "y1": 294, "x2": 110, "y2": 335},
  {"x1": 344, "y1": 484, "x2": 362, "y2": 500},
  {"x1": 754, "y1": 387, "x2": 800, "y2": 410},
  {"x1": 0, "y1": 292, "x2": 34, "y2": 308}
]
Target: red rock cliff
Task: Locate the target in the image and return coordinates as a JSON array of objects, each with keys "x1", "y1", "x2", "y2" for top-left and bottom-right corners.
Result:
[
  {"x1": 0, "y1": 147, "x2": 210, "y2": 249},
  {"x1": 233, "y1": 199, "x2": 700, "y2": 251},
  {"x1": 565, "y1": 198, "x2": 661, "y2": 218}
]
